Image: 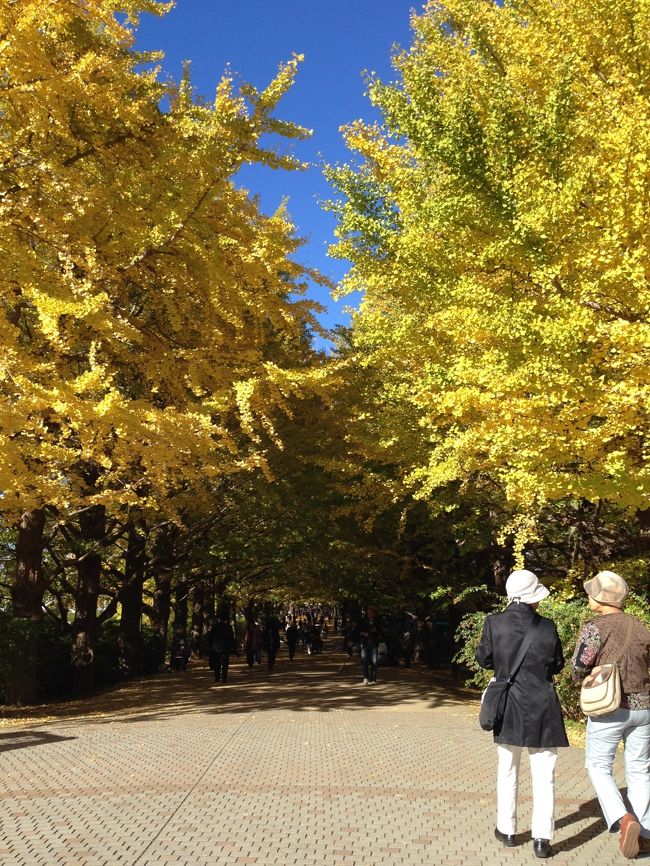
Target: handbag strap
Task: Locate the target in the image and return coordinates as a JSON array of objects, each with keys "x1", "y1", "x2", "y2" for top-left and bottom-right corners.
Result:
[{"x1": 506, "y1": 617, "x2": 540, "y2": 684}]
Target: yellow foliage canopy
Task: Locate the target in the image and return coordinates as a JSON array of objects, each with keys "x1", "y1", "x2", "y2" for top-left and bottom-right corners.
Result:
[
  {"x1": 0, "y1": 0, "x2": 324, "y2": 518},
  {"x1": 330, "y1": 0, "x2": 650, "y2": 525}
]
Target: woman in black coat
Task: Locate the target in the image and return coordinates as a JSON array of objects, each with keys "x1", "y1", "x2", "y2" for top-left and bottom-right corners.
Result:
[
  {"x1": 208, "y1": 612, "x2": 236, "y2": 684},
  {"x1": 476, "y1": 570, "x2": 568, "y2": 859}
]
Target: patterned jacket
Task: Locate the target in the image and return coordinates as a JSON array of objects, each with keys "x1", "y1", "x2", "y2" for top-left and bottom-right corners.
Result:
[{"x1": 571, "y1": 612, "x2": 650, "y2": 709}]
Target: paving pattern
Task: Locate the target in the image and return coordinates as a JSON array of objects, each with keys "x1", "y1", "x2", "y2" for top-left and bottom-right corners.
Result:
[{"x1": 0, "y1": 643, "x2": 646, "y2": 866}]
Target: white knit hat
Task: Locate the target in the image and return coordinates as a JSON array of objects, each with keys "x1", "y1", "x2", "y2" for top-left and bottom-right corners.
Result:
[{"x1": 506, "y1": 569, "x2": 550, "y2": 604}]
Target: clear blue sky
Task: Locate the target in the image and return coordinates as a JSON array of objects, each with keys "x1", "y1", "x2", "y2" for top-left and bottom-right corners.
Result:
[{"x1": 135, "y1": 1, "x2": 419, "y2": 348}]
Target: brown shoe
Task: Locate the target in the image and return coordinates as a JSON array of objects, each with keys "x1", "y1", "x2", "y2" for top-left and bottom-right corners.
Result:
[
  {"x1": 620, "y1": 813, "x2": 641, "y2": 859},
  {"x1": 639, "y1": 836, "x2": 650, "y2": 855}
]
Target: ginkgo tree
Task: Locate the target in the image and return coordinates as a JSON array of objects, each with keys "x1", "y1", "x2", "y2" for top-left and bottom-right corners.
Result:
[
  {"x1": 1, "y1": 0, "x2": 322, "y2": 514},
  {"x1": 0, "y1": 0, "x2": 330, "y2": 695},
  {"x1": 329, "y1": 0, "x2": 650, "y2": 552}
]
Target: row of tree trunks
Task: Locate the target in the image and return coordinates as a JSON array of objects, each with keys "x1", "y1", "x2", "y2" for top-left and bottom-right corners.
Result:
[
  {"x1": 118, "y1": 521, "x2": 145, "y2": 677},
  {"x1": 4, "y1": 511, "x2": 211, "y2": 702}
]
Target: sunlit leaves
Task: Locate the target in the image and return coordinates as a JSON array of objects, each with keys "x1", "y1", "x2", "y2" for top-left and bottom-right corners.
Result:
[
  {"x1": 330, "y1": 0, "x2": 650, "y2": 543},
  {"x1": 0, "y1": 0, "x2": 322, "y2": 521}
]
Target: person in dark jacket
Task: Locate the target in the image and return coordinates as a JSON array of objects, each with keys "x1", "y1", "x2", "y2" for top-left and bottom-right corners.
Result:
[
  {"x1": 262, "y1": 615, "x2": 281, "y2": 671},
  {"x1": 285, "y1": 615, "x2": 298, "y2": 660},
  {"x1": 243, "y1": 619, "x2": 262, "y2": 669},
  {"x1": 359, "y1": 605, "x2": 382, "y2": 685},
  {"x1": 208, "y1": 612, "x2": 236, "y2": 684},
  {"x1": 570, "y1": 571, "x2": 650, "y2": 860},
  {"x1": 170, "y1": 631, "x2": 190, "y2": 671},
  {"x1": 477, "y1": 570, "x2": 568, "y2": 859}
]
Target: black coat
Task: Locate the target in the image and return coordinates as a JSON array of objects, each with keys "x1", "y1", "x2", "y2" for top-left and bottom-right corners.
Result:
[
  {"x1": 209, "y1": 621, "x2": 235, "y2": 655},
  {"x1": 476, "y1": 602, "x2": 569, "y2": 748}
]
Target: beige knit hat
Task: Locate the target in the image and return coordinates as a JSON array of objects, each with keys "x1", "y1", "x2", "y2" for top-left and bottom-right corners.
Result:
[{"x1": 583, "y1": 571, "x2": 629, "y2": 609}]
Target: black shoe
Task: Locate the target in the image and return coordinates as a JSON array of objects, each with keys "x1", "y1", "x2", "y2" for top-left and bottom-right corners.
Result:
[
  {"x1": 494, "y1": 828, "x2": 516, "y2": 847},
  {"x1": 533, "y1": 839, "x2": 551, "y2": 858}
]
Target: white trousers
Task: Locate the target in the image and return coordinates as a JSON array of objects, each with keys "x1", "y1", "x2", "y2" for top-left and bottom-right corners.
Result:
[{"x1": 496, "y1": 745, "x2": 558, "y2": 840}]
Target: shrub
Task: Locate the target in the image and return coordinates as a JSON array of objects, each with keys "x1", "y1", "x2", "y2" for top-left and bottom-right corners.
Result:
[
  {"x1": 0, "y1": 613, "x2": 72, "y2": 703},
  {"x1": 95, "y1": 619, "x2": 163, "y2": 684},
  {"x1": 0, "y1": 614, "x2": 164, "y2": 703}
]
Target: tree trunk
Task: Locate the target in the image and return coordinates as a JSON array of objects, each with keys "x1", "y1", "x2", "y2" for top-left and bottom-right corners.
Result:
[
  {"x1": 149, "y1": 526, "x2": 176, "y2": 668},
  {"x1": 491, "y1": 542, "x2": 513, "y2": 589},
  {"x1": 71, "y1": 505, "x2": 105, "y2": 695},
  {"x1": 636, "y1": 508, "x2": 650, "y2": 559},
  {"x1": 172, "y1": 581, "x2": 189, "y2": 640},
  {"x1": 6, "y1": 509, "x2": 46, "y2": 705},
  {"x1": 190, "y1": 581, "x2": 204, "y2": 656},
  {"x1": 118, "y1": 523, "x2": 144, "y2": 677},
  {"x1": 202, "y1": 575, "x2": 215, "y2": 627},
  {"x1": 11, "y1": 509, "x2": 47, "y2": 617},
  {"x1": 215, "y1": 578, "x2": 228, "y2": 618},
  {"x1": 151, "y1": 571, "x2": 171, "y2": 668}
]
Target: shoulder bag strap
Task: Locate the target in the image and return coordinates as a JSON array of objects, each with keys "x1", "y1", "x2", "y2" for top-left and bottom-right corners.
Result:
[{"x1": 506, "y1": 617, "x2": 540, "y2": 684}]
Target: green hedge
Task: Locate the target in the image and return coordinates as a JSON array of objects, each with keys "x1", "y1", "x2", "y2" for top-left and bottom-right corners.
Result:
[
  {"x1": 95, "y1": 619, "x2": 161, "y2": 684},
  {"x1": 454, "y1": 591, "x2": 650, "y2": 721},
  {"x1": 0, "y1": 614, "x2": 161, "y2": 704},
  {"x1": 0, "y1": 614, "x2": 72, "y2": 703}
]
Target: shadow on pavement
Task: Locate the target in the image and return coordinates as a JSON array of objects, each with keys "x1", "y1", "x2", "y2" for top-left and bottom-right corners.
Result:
[
  {"x1": 551, "y1": 796, "x2": 605, "y2": 853},
  {"x1": 555, "y1": 797, "x2": 602, "y2": 830},
  {"x1": 0, "y1": 730, "x2": 77, "y2": 752},
  {"x1": 1, "y1": 639, "x2": 479, "y2": 727}
]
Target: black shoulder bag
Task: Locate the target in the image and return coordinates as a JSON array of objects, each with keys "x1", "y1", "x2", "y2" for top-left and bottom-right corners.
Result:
[{"x1": 479, "y1": 618, "x2": 540, "y2": 733}]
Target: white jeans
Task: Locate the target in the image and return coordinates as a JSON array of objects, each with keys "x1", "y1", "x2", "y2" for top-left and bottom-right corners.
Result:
[
  {"x1": 496, "y1": 745, "x2": 558, "y2": 840},
  {"x1": 585, "y1": 707, "x2": 650, "y2": 836}
]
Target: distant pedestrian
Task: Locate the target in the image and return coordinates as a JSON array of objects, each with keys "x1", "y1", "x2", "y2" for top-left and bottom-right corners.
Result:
[
  {"x1": 400, "y1": 619, "x2": 416, "y2": 668},
  {"x1": 208, "y1": 611, "x2": 236, "y2": 684},
  {"x1": 343, "y1": 619, "x2": 356, "y2": 657},
  {"x1": 285, "y1": 615, "x2": 298, "y2": 660},
  {"x1": 359, "y1": 605, "x2": 382, "y2": 685},
  {"x1": 243, "y1": 619, "x2": 262, "y2": 669},
  {"x1": 476, "y1": 570, "x2": 568, "y2": 859},
  {"x1": 263, "y1": 615, "x2": 281, "y2": 671},
  {"x1": 297, "y1": 618, "x2": 307, "y2": 648},
  {"x1": 307, "y1": 622, "x2": 323, "y2": 655},
  {"x1": 170, "y1": 632, "x2": 190, "y2": 671},
  {"x1": 570, "y1": 571, "x2": 650, "y2": 859}
]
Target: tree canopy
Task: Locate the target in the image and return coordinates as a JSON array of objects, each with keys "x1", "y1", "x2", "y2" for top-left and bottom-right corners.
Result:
[
  {"x1": 329, "y1": 0, "x2": 650, "y2": 550},
  {"x1": 1, "y1": 0, "x2": 324, "y2": 521}
]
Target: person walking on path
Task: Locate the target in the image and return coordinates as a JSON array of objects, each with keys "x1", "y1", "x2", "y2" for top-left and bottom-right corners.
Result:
[
  {"x1": 208, "y1": 611, "x2": 236, "y2": 684},
  {"x1": 570, "y1": 571, "x2": 650, "y2": 860},
  {"x1": 476, "y1": 570, "x2": 568, "y2": 859},
  {"x1": 170, "y1": 631, "x2": 190, "y2": 671},
  {"x1": 285, "y1": 615, "x2": 298, "y2": 660},
  {"x1": 359, "y1": 605, "x2": 382, "y2": 685},
  {"x1": 243, "y1": 619, "x2": 262, "y2": 670},
  {"x1": 263, "y1": 614, "x2": 281, "y2": 672}
]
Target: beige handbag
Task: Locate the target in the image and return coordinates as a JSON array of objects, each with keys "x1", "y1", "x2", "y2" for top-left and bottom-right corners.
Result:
[{"x1": 580, "y1": 619, "x2": 633, "y2": 717}]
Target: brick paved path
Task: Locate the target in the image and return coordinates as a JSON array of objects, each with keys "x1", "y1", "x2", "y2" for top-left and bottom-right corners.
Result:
[{"x1": 0, "y1": 642, "x2": 646, "y2": 866}]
